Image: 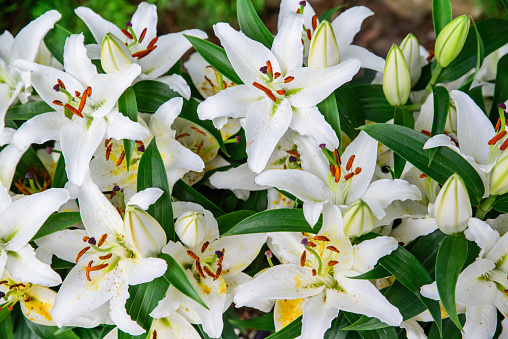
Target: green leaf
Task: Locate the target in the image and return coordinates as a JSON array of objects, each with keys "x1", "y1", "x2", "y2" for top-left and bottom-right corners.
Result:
[
  {"x1": 229, "y1": 313, "x2": 275, "y2": 331},
  {"x1": 493, "y1": 192, "x2": 508, "y2": 213},
  {"x1": 432, "y1": 0, "x2": 452, "y2": 37},
  {"x1": 349, "y1": 265, "x2": 390, "y2": 280},
  {"x1": 489, "y1": 54, "x2": 508, "y2": 125},
  {"x1": 324, "y1": 313, "x2": 350, "y2": 339},
  {"x1": 342, "y1": 312, "x2": 397, "y2": 339},
  {"x1": 393, "y1": 107, "x2": 414, "y2": 178},
  {"x1": 224, "y1": 209, "x2": 321, "y2": 236},
  {"x1": 407, "y1": 229, "x2": 446, "y2": 279},
  {"x1": 185, "y1": 35, "x2": 243, "y2": 85},
  {"x1": 159, "y1": 253, "x2": 208, "y2": 309},
  {"x1": 137, "y1": 138, "x2": 174, "y2": 241},
  {"x1": 467, "y1": 86, "x2": 487, "y2": 114},
  {"x1": 351, "y1": 85, "x2": 393, "y2": 123},
  {"x1": 24, "y1": 320, "x2": 79, "y2": 339},
  {"x1": 5, "y1": 101, "x2": 53, "y2": 121},
  {"x1": 217, "y1": 210, "x2": 257, "y2": 234},
  {"x1": 33, "y1": 212, "x2": 81, "y2": 240},
  {"x1": 172, "y1": 180, "x2": 225, "y2": 218},
  {"x1": 51, "y1": 155, "x2": 68, "y2": 188},
  {"x1": 335, "y1": 84, "x2": 365, "y2": 140},
  {"x1": 458, "y1": 19, "x2": 485, "y2": 92},
  {"x1": 436, "y1": 235, "x2": 468, "y2": 330},
  {"x1": 342, "y1": 316, "x2": 389, "y2": 331},
  {"x1": 43, "y1": 24, "x2": 72, "y2": 65},
  {"x1": 118, "y1": 87, "x2": 138, "y2": 171},
  {"x1": 428, "y1": 85, "x2": 450, "y2": 164},
  {"x1": 317, "y1": 93, "x2": 341, "y2": 150},
  {"x1": 0, "y1": 311, "x2": 13, "y2": 339},
  {"x1": 379, "y1": 247, "x2": 442, "y2": 334},
  {"x1": 237, "y1": 0, "x2": 274, "y2": 48},
  {"x1": 359, "y1": 123, "x2": 485, "y2": 204},
  {"x1": 265, "y1": 316, "x2": 302, "y2": 339}
]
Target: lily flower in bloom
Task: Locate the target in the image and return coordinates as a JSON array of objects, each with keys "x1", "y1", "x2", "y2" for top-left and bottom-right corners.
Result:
[
  {"x1": 235, "y1": 215, "x2": 402, "y2": 339},
  {"x1": 278, "y1": 0, "x2": 385, "y2": 72},
  {"x1": 256, "y1": 133, "x2": 421, "y2": 229},
  {"x1": 37, "y1": 173, "x2": 167, "y2": 335},
  {"x1": 0, "y1": 10, "x2": 61, "y2": 134},
  {"x1": 151, "y1": 202, "x2": 267, "y2": 338},
  {"x1": 197, "y1": 12, "x2": 360, "y2": 173},
  {"x1": 11, "y1": 34, "x2": 148, "y2": 186},
  {"x1": 75, "y1": 2, "x2": 207, "y2": 99},
  {"x1": 0, "y1": 181, "x2": 68, "y2": 286}
]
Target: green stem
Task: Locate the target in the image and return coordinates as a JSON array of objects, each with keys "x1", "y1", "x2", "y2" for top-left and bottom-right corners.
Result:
[
  {"x1": 475, "y1": 195, "x2": 497, "y2": 220},
  {"x1": 425, "y1": 64, "x2": 443, "y2": 92}
]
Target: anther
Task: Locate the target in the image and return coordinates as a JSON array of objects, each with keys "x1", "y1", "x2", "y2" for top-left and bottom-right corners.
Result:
[
  {"x1": 286, "y1": 150, "x2": 300, "y2": 157},
  {"x1": 196, "y1": 140, "x2": 204, "y2": 154},
  {"x1": 421, "y1": 130, "x2": 431, "y2": 137},
  {"x1": 176, "y1": 133, "x2": 190, "y2": 140},
  {"x1": 77, "y1": 89, "x2": 88, "y2": 114},
  {"x1": 284, "y1": 76, "x2": 294, "y2": 83},
  {"x1": 300, "y1": 251, "x2": 307, "y2": 267},
  {"x1": 334, "y1": 149, "x2": 340, "y2": 164},
  {"x1": 312, "y1": 15, "x2": 318, "y2": 30},
  {"x1": 153, "y1": 330, "x2": 157, "y2": 339},
  {"x1": 266, "y1": 60, "x2": 273, "y2": 76},
  {"x1": 326, "y1": 245, "x2": 340, "y2": 253},
  {"x1": 328, "y1": 261, "x2": 338, "y2": 266},
  {"x1": 64, "y1": 104, "x2": 83, "y2": 118},
  {"x1": 75, "y1": 246, "x2": 90, "y2": 263},
  {"x1": 99, "y1": 253, "x2": 113, "y2": 260},
  {"x1": 85, "y1": 260, "x2": 109, "y2": 281},
  {"x1": 57, "y1": 79, "x2": 66, "y2": 89},
  {"x1": 83, "y1": 236, "x2": 90, "y2": 242},
  {"x1": 191, "y1": 126, "x2": 207, "y2": 136},
  {"x1": 121, "y1": 29, "x2": 133, "y2": 39},
  {"x1": 274, "y1": 72, "x2": 281, "y2": 79},
  {"x1": 106, "y1": 144, "x2": 113, "y2": 161},
  {"x1": 105, "y1": 138, "x2": 112, "y2": 147},
  {"x1": 276, "y1": 90, "x2": 286, "y2": 95},
  {"x1": 86, "y1": 86, "x2": 92, "y2": 97},
  {"x1": 346, "y1": 155, "x2": 355, "y2": 171},
  {"x1": 312, "y1": 269, "x2": 317, "y2": 276},
  {"x1": 9, "y1": 283, "x2": 25, "y2": 290},
  {"x1": 344, "y1": 173, "x2": 355, "y2": 180},
  {"x1": 223, "y1": 80, "x2": 228, "y2": 89},
  {"x1": 75, "y1": 91, "x2": 81, "y2": 97},
  {"x1": 496, "y1": 118, "x2": 501, "y2": 132},
  {"x1": 7, "y1": 306, "x2": 12, "y2": 311},
  {"x1": 252, "y1": 82, "x2": 276, "y2": 102},
  {"x1": 488, "y1": 131, "x2": 507, "y2": 145},
  {"x1": 500, "y1": 138, "x2": 508, "y2": 151},
  {"x1": 53, "y1": 100, "x2": 63, "y2": 106},
  {"x1": 308, "y1": 242, "x2": 316, "y2": 248},
  {"x1": 203, "y1": 266, "x2": 215, "y2": 278},
  {"x1": 98, "y1": 234, "x2": 108, "y2": 247},
  {"x1": 116, "y1": 151, "x2": 125, "y2": 167},
  {"x1": 306, "y1": 29, "x2": 312, "y2": 40},
  {"x1": 0, "y1": 281, "x2": 7, "y2": 285},
  {"x1": 313, "y1": 235, "x2": 330, "y2": 242},
  {"x1": 201, "y1": 241, "x2": 210, "y2": 253},
  {"x1": 148, "y1": 37, "x2": 158, "y2": 48},
  {"x1": 354, "y1": 167, "x2": 362, "y2": 175},
  {"x1": 420, "y1": 173, "x2": 428, "y2": 178},
  {"x1": 139, "y1": 28, "x2": 147, "y2": 43}
]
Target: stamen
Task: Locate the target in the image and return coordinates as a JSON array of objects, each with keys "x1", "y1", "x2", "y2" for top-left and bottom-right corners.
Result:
[
  {"x1": 75, "y1": 91, "x2": 81, "y2": 97},
  {"x1": 300, "y1": 251, "x2": 306, "y2": 267},
  {"x1": 488, "y1": 130, "x2": 507, "y2": 145},
  {"x1": 276, "y1": 90, "x2": 286, "y2": 95},
  {"x1": 77, "y1": 88, "x2": 88, "y2": 114},
  {"x1": 252, "y1": 82, "x2": 276, "y2": 102},
  {"x1": 306, "y1": 29, "x2": 312, "y2": 40},
  {"x1": 421, "y1": 130, "x2": 431, "y2": 137},
  {"x1": 153, "y1": 330, "x2": 157, "y2": 339},
  {"x1": 116, "y1": 151, "x2": 125, "y2": 167},
  {"x1": 326, "y1": 245, "x2": 340, "y2": 253},
  {"x1": 57, "y1": 79, "x2": 66, "y2": 90},
  {"x1": 420, "y1": 173, "x2": 428, "y2": 178},
  {"x1": 84, "y1": 260, "x2": 109, "y2": 281},
  {"x1": 75, "y1": 246, "x2": 90, "y2": 263},
  {"x1": 64, "y1": 104, "x2": 83, "y2": 118},
  {"x1": 308, "y1": 241, "x2": 316, "y2": 248},
  {"x1": 98, "y1": 234, "x2": 108, "y2": 247},
  {"x1": 313, "y1": 235, "x2": 330, "y2": 242},
  {"x1": 213, "y1": 265, "x2": 222, "y2": 280},
  {"x1": 0, "y1": 281, "x2": 7, "y2": 285},
  {"x1": 334, "y1": 149, "x2": 340, "y2": 165},
  {"x1": 121, "y1": 29, "x2": 133, "y2": 39},
  {"x1": 259, "y1": 66, "x2": 267, "y2": 74},
  {"x1": 83, "y1": 236, "x2": 90, "y2": 242},
  {"x1": 312, "y1": 269, "x2": 317, "y2": 276},
  {"x1": 217, "y1": 249, "x2": 225, "y2": 265},
  {"x1": 99, "y1": 253, "x2": 113, "y2": 260},
  {"x1": 354, "y1": 167, "x2": 362, "y2": 175},
  {"x1": 328, "y1": 261, "x2": 338, "y2": 266},
  {"x1": 53, "y1": 100, "x2": 63, "y2": 106},
  {"x1": 223, "y1": 80, "x2": 228, "y2": 89},
  {"x1": 105, "y1": 138, "x2": 112, "y2": 147},
  {"x1": 191, "y1": 126, "x2": 207, "y2": 136},
  {"x1": 176, "y1": 133, "x2": 190, "y2": 140},
  {"x1": 312, "y1": 15, "x2": 318, "y2": 30},
  {"x1": 496, "y1": 118, "x2": 501, "y2": 132},
  {"x1": 201, "y1": 241, "x2": 210, "y2": 253},
  {"x1": 266, "y1": 60, "x2": 273, "y2": 76},
  {"x1": 346, "y1": 155, "x2": 355, "y2": 171},
  {"x1": 148, "y1": 37, "x2": 158, "y2": 48},
  {"x1": 500, "y1": 138, "x2": 508, "y2": 151},
  {"x1": 329, "y1": 164, "x2": 336, "y2": 177},
  {"x1": 284, "y1": 76, "x2": 294, "y2": 83},
  {"x1": 286, "y1": 150, "x2": 300, "y2": 157},
  {"x1": 88, "y1": 237, "x2": 96, "y2": 245},
  {"x1": 86, "y1": 86, "x2": 92, "y2": 97},
  {"x1": 344, "y1": 173, "x2": 355, "y2": 180},
  {"x1": 296, "y1": 8, "x2": 301, "y2": 14},
  {"x1": 139, "y1": 28, "x2": 147, "y2": 43},
  {"x1": 187, "y1": 250, "x2": 206, "y2": 279},
  {"x1": 426, "y1": 50, "x2": 435, "y2": 63},
  {"x1": 204, "y1": 75, "x2": 214, "y2": 87},
  {"x1": 106, "y1": 144, "x2": 113, "y2": 161},
  {"x1": 196, "y1": 140, "x2": 204, "y2": 154},
  {"x1": 9, "y1": 283, "x2": 25, "y2": 290},
  {"x1": 274, "y1": 72, "x2": 281, "y2": 79}
]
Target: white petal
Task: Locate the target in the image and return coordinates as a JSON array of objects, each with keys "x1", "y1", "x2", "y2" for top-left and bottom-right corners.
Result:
[
  {"x1": 351, "y1": 236, "x2": 398, "y2": 274},
  {"x1": 152, "y1": 75, "x2": 191, "y2": 100},
  {"x1": 423, "y1": 134, "x2": 455, "y2": 149},
  {"x1": 329, "y1": 271, "x2": 403, "y2": 326},
  {"x1": 11, "y1": 10, "x2": 61, "y2": 63},
  {"x1": 291, "y1": 106, "x2": 339, "y2": 150},
  {"x1": 0, "y1": 145, "x2": 26, "y2": 188},
  {"x1": 271, "y1": 12, "x2": 304, "y2": 74},
  {"x1": 465, "y1": 218, "x2": 500, "y2": 255},
  {"x1": 456, "y1": 259, "x2": 497, "y2": 306},
  {"x1": 294, "y1": 134, "x2": 329, "y2": 184},
  {"x1": 213, "y1": 22, "x2": 280, "y2": 86},
  {"x1": 20, "y1": 285, "x2": 57, "y2": 326},
  {"x1": 301, "y1": 291, "x2": 340, "y2": 339},
  {"x1": 150, "y1": 285, "x2": 184, "y2": 318},
  {"x1": 0, "y1": 31, "x2": 14, "y2": 62},
  {"x1": 104, "y1": 110, "x2": 149, "y2": 140},
  {"x1": 60, "y1": 116, "x2": 107, "y2": 186},
  {"x1": 124, "y1": 257, "x2": 167, "y2": 285},
  {"x1": 486, "y1": 231, "x2": 508, "y2": 264},
  {"x1": 339, "y1": 44, "x2": 385, "y2": 73},
  {"x1": 267, "y1": 232, "x2": 306, "y2": 265},
  {"x1": 109, "y1": 282, "x2": 145, "y2": 335},
  {"x1": 278, "y1": 0, "x2": 316, "y2": 32},
  {"x1": 127, "y1": 188, "x2": 163, "y2": 209},
  {"x1": 319, "y1": 203, "x2": 346, "y2": 239},
  {"x1": 6, "y1": 244, "x2": 62, "y2": 286},
  {"x1": 303, "y1": 201, "x2": 325, "y2": 228},
  {"x1": 131, "y1": 2, "x2": 158, "y2": 47},
  {"x1": 0, "y1": 181, "x2": 11, "y2": 214},
  {"x1": 2, "y1": 188, "x2": 69, "y2": 251},
  {"x1": 0, "y1": 249, "x2": 6, "y2": 279},
  {"x1": 210, "y1": 163, "x2": 268, "y2": 192},
  {"x1": 34, "y1": 229, "x2": 89, "y2": 263},
  {"x1": 74, "y1": 7, "x2": 123, "y2": 44},
  {"x1": 362, "y1": 179, "x2": 422, "y2": 217},
  {"x1": 63, "y1": 34, "x2": 98, "y2": 84},
  {"x1": 390, "y1": 218, "x2": 438, "y2": 245},
  {"x1": 452, "y1": 90, "x2": 495, "y2": 165},
  {"x1": 400, "y1": 319, "x2": 427, "y2": 339},
  {"x1": 149, "y1": 97, "x2": 183, "y2": 137},
  {"x1": 234, "y1": 264, "x2": 323, "y2": 307},
  {"x1": 197, "y1": 84, "x2": 261, "y2": 121},
  {"x1": 150, "y1": 313, "x2": 202, "y2": 339},
  {"x1": 331, "y1": 6, "x2": 374, "y2": 50},
  {"x1": 245, "y1": 98, "x2": 293, "y2": 173},
  {"x1": 12, "y1": 112, "x2": 67, "y2": 150},
  {"x1": 284, "y1": 59, "x2": 360, "y2": 108},
  {"x1": 463, "y1": 305, "x2": 498, "y2": 339},
  {"x1": 160, "y1": 138, "x2": 205, "y2": 185}
]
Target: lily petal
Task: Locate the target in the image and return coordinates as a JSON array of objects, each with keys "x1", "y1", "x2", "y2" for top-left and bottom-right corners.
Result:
[
  {"x1": 267, "y1": 232, "x2": 306, "y2": 265},
  {"x1": 12, "y1": 112, "x2": 68, "y2": 150},
  {"x1": 350, "y1": 236, "x2": 398, "y2": 274},
  {"x1": 291, "y1": 106, "x2": 339, "y2": 150},
  {"x1": 465, "y1": 218, "x2": 500, "y2": 255},
  {"x1": 294, "y1": 134, "x2": 329, "y2": 184},
  {"x1": 338, "y1": 44, "x2": 385, "y2": 73},
  {"x1": 271, "y1": 12, "x2": 304, "y2": 75},
  {"x1": 301, "y1": 291, "x2": 340, "y2": 339},
  {"x1": 463, "y1": 305, "x2": 497, "y2": 339},
  {"x1": 104, "y1": 110, "x2": 148, "y2": 140},
  {"x1": 6, "y1": 244, "x2": 62, "y2": 286},
  {"x1": 331, "y1": 7, "x2": 373, "y2": 50},
  {"x1": 109, "y1": 282, "x2": 145, "y2": 335},
  {"x1": 210, "y1": 163, "x2": 268, "y2": 192},
  {"x1": 456, "y1": 259, "x2": 497, "y2": 306},
  {"x1": 127, "y1": 188, "x2": 164, "y2": 209},
  {"x1": 64, "y1": 34, "x2": 98, "y2": 85},
  {"x1": 131, "y1": 2, "x2": 158, "y2": 48},
  {"x1": 149, "y1": 97, "x2": 182, "y2": 137},
  {"x1": 34, "y1": 229, "x2": 89, "y2": 263},
  {"x1": 74, "y1": 7, "x2": 123, "y2": 45},
  {"x1": 0, "y1": 145, "x2": 26, "y2": 188},
  {"x1": 390, "y1": 218, "x2": 438, "y2": 245}
]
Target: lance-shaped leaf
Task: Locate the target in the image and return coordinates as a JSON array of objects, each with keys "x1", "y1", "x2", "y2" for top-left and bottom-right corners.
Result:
[
  {"x1": 428, "y1": 86, "x2": 449, "y2": 165},
  {"x1": 237, "y1": 0, "x2": 274, "y2": 49},
  {"x1": 335, "y1": 84, "x2": 365, "y2": 140},
  {"x1": 5, "y1": 102, "x2": 52, "y2": 121},
  {"x1": 217, "y1": 210, "x2": 256, "y2": 235},
  {"x1": 393, "y1": 107, "x2": 414, "y2": 178},
  {"x1": 51, "y1": 155, "x2": 68, "y2": 188},
  {"x1": 33, "y1": 212, "x2": 81, "y2": 240},
  {"x1": 265, "y1": 316, "x2": 302, "y2": 339},
  {"x1": 352, "y1": 85, "x2": 393, "y2": 123},
  {"x1": 317, "y1": 93, "x2": 341, "y2": 151},
  {"x1": 118, "y1": 87, "x2": 138, "y2": 171},
  {"x1": 432, "y1": 0, "x2": 452, "y2": 36},
  {"x1": 359, "y1": 123, "x2": 484, "y2": 204},
  {"x1": 172, "y1": 180, "x2": 225, "y2": 218},
  {"x1": 43, "y1": 24, "x2": 72, "y2": 65},
  {"x1": 489, "y1": 54, "x2": 508, "y2": 125}
]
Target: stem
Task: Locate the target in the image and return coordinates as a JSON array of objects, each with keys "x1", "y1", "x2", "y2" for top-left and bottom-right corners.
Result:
[
  {"x1": 425, "y1": 64, "x2": 443, "y2": 92},
  {"x1": 475, "y1": 195, "x2": 497, "y2": 220}
]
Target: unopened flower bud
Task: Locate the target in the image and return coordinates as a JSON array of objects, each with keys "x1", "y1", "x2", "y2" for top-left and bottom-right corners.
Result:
[
  {"x1": 175, "y1": 211, "x2": 207, "y2": 248},
  {"x1": 343, "y1": 199, "x2": 376, "y2": 238},
  {"x1": 435, "y1": 15, "x2": 470, "y2": 68},
  {"x1": 101, "y1": 33, "x2": 133, "y2": 73},
  {"x1": 383, "y1": 44, "x2": 411, "y2": 107},
  {"x1": 124, "y1": 205, "x2": 167, "y2": 257},
  {"x1": 308, "y1": 20, "x2": 340, "y2": 69},
  {"x1": 434, "y1": 173, "x2": 471, "y2": 234},
  {"x1": 490, "y1": 151, "x2": 508, "y2": 196},
  {"x1": 400, "y1": 33, "x2": 421, "y2": 87}
]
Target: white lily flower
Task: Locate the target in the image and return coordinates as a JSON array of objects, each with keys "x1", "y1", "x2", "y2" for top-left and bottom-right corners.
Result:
[
  {"x1": 256, "y1": 133, "x2": 422, "y2": 230},
  {"x1": 197, "y1": 13, "x2": 360, "y2": 173},
  {"x1": 43, "y1": 174, "x2": 167, "y2": 335},
  {"x1": 75, "y1": 2, "x2": 207, "y2": 99},
  {"x1": 0, "y1": 181, "x2": 68, "y2": 286},
  {"x1": 151, "y1": 202, "x2": 267, "y2": 338},
  {"x1": 11, "y1": 33, "x2": 148, "y2": 186},
  {"x1": 235, "y1": 216, "x2": 402, "y2": 339},
  {"x1": 0, "y1": 10, "x2": 61, "y2": 135},
  {"x1": 278, "y1": 1, "x2": 385, "y2": 72}
]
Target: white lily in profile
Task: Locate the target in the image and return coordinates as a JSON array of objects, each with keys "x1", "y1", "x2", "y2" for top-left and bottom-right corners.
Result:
[
  {"x1": 11, "y1": 33, "x2": 148, "y2": 186},
  {"x1": 151, "y1": 202, "x2": 267, "y2": 338},
  {"x1": 75, "y1": 2, "x2": 207, "y2": 99},
  {"x1": 256, "y1": 132, "x2": 422, "y2": 229},
  {"x1": 235, "y1": 215, "x2": 402, "y2": 339},
  {"x1": 197, "y1": 12, "x2": 360, "y2": 173},
  {"x1": 0, "y1": 181, "x2": 68, "y2": 287},
  {"x1": 0, "y1": 10, "x2": 61, "y2": 134},
  {"x1": 278, "y1": 0, "x2": 385, "y2": 72},
  {"x1": 37, "y1": 173, "x2": 167, "y2": 335},
  {"x1": 90, "y1": 97, "x2": 204, "y2": 200}
]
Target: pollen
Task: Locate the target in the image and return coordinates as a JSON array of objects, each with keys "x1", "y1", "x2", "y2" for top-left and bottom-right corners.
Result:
[
  {"x1": 313, "y1": 235, "x2": 330, "y2": 242},
  {"x1": 116, "y1": 151, "x2": 125, "y2": 167},
  {"x1": 284, "y1": 76, "x2": 295, "y2": 83},
  {"x1": 300, "y1": 251, "x2": 306, "y2": 267},
  {"x1": 489, "y1": 130, "x2": 507, "y2": 145},
  {"x1": 98, "y1": 233, "x2": 108, "y2": 247},
  {"x1": 139, "y1": 28, "x2": 147, "y2": 43},
  {"x1": 201, "y1": 241, "x2": 210, "y2": 253},
  {"x1": 75, "y1": 246, "x2": 91, "y2": 263},
  {"x1": 346, "y1": 155, "x2": 355, "y2": 171}
]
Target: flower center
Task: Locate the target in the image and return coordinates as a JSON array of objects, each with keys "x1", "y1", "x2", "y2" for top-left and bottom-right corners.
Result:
[
  {"x1": 121, "y1": 22, "x2": 158, "y2": 59},
  {"x1": 487, "y1": 104, "x2": 508, "y2": 162},
  {"x1": 14, "y1": 170, "x2": 51, "y2": 195},
  {"x1": 327, "y1": 150, "x2": 362, "y2": 205},
  {"x1": 52, "y1": 79, "x2": 93, "y2": 119},
  {"x1": 300, "y1": 236, "x2": 341, "y2": 289},
  {"x1": 252, "y1": 60, "x2": 296, "y2": 106},
  {"x1": 187, "y1": 244, "x2": 226, "y2": 281},
  {"x1": 0, "y1": 280, "x2": 32, "y2": 311}
]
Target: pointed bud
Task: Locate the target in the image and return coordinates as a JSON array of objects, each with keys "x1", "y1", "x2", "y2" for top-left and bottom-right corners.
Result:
[
  {"x1": 308, "y1": 20, "x2": 340, "y2": 69},
  {"x1": 400, "y1": 33, "x2": 421, "y2": 87},
  {"x1": 124, "y1": 205, "x2": 167, "y2": 257},
  {"x1": 174, "y1": 211, "x2": 207, "y2": 248},
  {"x1": 490, "y1": 151, "x2": 508, "y2": 196},
  {"x1": 434, "y1": 173, "x2": 471, "y2": 234},
  {"x1": 435, "y1": 15, "x2": 470, "y2": 68},
  {"x1": 342, "y1": 199, "x2": 376, "y2": 238},
  {"x1": 101, "y1": 33, "x2": 134, "y2": 73},
  {"x1": 383, "y1": 44, "x2": 411, "y2": 107}
]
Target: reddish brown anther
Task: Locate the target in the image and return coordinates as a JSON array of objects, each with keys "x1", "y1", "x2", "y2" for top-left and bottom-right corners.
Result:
[
  {"x1": 187, "y1": 250, "x2": 206, "y2": 279},
  {"x1": 106, "y1": 144, "x2": 113, "y2": 161},
  {"x1": 99, "y1": 253, "x2": 113, "y2": 260},
  {"x1": 284, "y1": 76, "x2": 294, "y2": 83},
  {"x1": 139, "y1": 28, "x2": 147, "y2": 43},
  {"x1": 75, "y1": 91, "x2": 81, "y2": 98},
  {"x1": 489, "y1": 131, "x2": 507, "y2": 145},
  {"x1": 420, "y1": 173, "x2": 428, "y2": 178},
  {"x1": 306, "y1": 28, "x2": 312, "y2": 40},
  {"x1": 500, "y1": 138, "x2": 508, "y2": 151},
  {"x1": 175, "y1": 133, "x2": 190, "y2": 140},
  {"x1": 354, "y1": 167, "x2": 362, "y2": 175},
  {"x1": 313, "y1": 235, "x2": 330, "y2": 242},
  {"x1": 148, "y1": 37, "x2": 158, "y2": 48},
  {"x1": 334, "y1": 149, "x2": 341, "y2": 165},
  {"x1": 121, "y1": 29, "x2": 133, "y2": 39},
  {"x1": 201, "y1": 241, "x2": 210, "y2": 253},
  {"x1": 266, "y1": 60, "x2": 273, "y2": 76},
  {"x1": 274, "y1": 72, "x2": 281, "y2": 79},
  {"x1": 312, "y1": 269, "x2": 317, "y2": 276},
  {"x1": 75, "y1": 246, "x2": 90, "y2": 263},
  {"x1": 98, "y1": 234, "x2": 108, "y2": 247},
  {"x1": 312, "y1": 15, "x2": 318, "y2": 30},
  {"x1": 116, "y1": 151, "x2": 125, "y2": 167},
  {"x1": 64, "y1": 104, "x2": 84, "y2": 118},
  {"x1": 326, "y1": 245, "x2": 340, "y2": 253},
  {"x1": 344, "y1": 173, "x2": 355, "y2": 180},
  {"x1": 105, "y1": 138, "x2": 112, "y2": 148},
  {"x1": 421, "y1": 130, "x2": 431, "y2": 137},
  {"x1": 328, "y1": 260, "x2": 338, "y2": 266},
  {"x1": 57, "y1": 79, "x2": 66, "y2": 90},
  {"x1": 276, "y1": 89, "x2": 286, "y2": 95},
  {"x1": 252, "y1": 82, "x2": 276, "y2": 102},
  {"x1": 346, "y1": 155, "x2": 355, "y2": 171},
  {"x1": 300, "y1": 251, "x2": 307, "y2": 267},
  {"x1": 84, "y1": 260, "x2": 109, "y2": 281},
  {"x1": 196, "y1": 140, "x2": 204, "y2": 155},
  {"x1": 191, "y1": 126, "x2": 207, "y2": 136},
  {"x1": 53, "y1": 100, "x2": 63, "y2": 106}
]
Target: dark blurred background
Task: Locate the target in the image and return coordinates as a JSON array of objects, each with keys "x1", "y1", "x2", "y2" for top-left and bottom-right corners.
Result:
[{"x1": 0, "y1": 0, "x2": 503, "y2": 59}]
